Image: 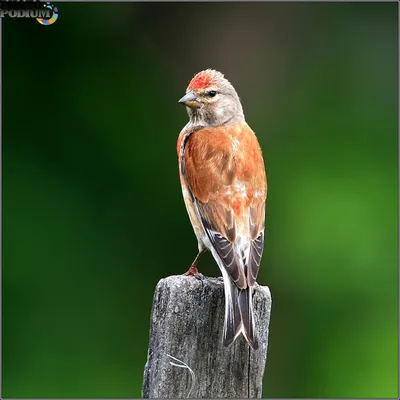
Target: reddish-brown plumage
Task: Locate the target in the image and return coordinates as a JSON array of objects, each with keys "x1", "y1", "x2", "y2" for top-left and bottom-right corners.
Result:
[
  {"x1": 176, "y1": 134, "x2": 184, "y2": 155},
  {"x1": 181, "y1": 122, "x2": 267, "y2": 241},
  {"x1": 188, "y1": 71, "x2": 214, "y2": 90}
]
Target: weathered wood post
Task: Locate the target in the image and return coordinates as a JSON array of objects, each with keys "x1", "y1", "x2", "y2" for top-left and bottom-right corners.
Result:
[{"x1": 142, "y1": 275, "x2": 272, "y2": 398}]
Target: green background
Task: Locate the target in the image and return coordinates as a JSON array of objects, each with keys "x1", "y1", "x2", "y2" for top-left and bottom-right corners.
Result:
[{"x1": 2, "y1": 2, "x2": 398, "y2": 398}]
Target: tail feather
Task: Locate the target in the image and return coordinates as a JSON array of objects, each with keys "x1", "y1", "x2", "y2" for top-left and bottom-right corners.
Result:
[
  {"x1": 222, "y1": 276, "x2": 242, "y2": 347},
  {"x1": 222, "y1": 276, "x2": 258, "y2": 350},
  {"x1": 238, "y1": 286, "x2": 258, "y2": 350}
]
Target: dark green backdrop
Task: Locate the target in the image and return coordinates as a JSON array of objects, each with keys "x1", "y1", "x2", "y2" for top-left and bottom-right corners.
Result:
[{"x1": 2, "y1": 2, "x2": 398, "y2": 398}]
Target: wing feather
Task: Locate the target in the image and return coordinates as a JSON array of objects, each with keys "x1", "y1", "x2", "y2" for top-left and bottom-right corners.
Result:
[{"x1": 183, "y1": 123, "x2": 267, "y2": 288}]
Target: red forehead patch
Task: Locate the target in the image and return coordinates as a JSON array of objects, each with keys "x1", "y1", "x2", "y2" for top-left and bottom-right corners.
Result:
[{"x1": 188, "y1": 71, "x2": 213, "y2": 90}]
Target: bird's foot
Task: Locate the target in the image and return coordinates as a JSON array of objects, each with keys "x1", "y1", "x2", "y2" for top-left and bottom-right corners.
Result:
[
  {"x1": 183, "y1": 265, "x2": 204, "y2": 281},
  {"x1": 217, "y1": 276, "x2": 224, "y2": 282}
]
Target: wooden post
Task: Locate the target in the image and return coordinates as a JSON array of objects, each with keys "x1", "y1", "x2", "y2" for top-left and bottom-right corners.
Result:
[{"x1": 142, "y1": 275, "x2": 272, "y2": 398}]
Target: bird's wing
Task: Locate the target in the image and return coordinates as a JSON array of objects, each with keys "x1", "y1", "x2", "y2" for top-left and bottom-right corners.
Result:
[{"x1": 183, "y1": 123, "x2": 267, "y2": 288}]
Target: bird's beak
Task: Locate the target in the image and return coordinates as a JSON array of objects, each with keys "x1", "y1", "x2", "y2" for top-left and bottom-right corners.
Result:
[{"x1": 178, "y1": 92, "x2": 199, "y2": 108}]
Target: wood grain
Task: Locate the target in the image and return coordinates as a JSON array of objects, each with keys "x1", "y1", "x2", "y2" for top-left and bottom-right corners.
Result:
[{"x1": 142, "y1": 275, "x2": 272, "y2": 398}]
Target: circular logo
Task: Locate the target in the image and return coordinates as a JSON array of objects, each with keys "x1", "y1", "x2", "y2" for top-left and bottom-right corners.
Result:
[{"x1": 37, "y1": 2, "x2": 58, "y2": 25}]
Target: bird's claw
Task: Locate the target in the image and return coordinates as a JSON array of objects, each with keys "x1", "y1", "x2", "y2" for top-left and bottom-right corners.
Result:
[{"x1": 183, "y1": 265, "x2": 204, "y2": 281}]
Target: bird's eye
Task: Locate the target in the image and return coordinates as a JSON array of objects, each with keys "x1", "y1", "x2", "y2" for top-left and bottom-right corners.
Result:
[{"x1": 208, "y1": 90, "x2": 217, "y2": 97}]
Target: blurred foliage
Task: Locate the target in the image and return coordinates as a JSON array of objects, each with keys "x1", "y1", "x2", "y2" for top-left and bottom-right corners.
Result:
[{"x1": 2, "y1": 2, "x2": 398, "y2": 398}]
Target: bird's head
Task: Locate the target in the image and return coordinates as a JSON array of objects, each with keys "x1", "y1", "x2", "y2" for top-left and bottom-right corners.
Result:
[{"x1": 179, "y1": 69, "x2": 244, "y2": 126}]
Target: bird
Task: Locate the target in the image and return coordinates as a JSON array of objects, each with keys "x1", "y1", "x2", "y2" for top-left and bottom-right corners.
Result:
[{"x1": 177, "y1": 69, "x2": 267, "y2": 350}]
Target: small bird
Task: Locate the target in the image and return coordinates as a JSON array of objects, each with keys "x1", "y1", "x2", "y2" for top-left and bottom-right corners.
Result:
[{"x1": 177, "y1": 69, "x2": 267, "y2": 350}]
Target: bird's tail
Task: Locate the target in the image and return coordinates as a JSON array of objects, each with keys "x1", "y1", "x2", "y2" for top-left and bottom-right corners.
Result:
[{"x1": 222, "y1": 276, "x2": 258, "y2": 350}]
